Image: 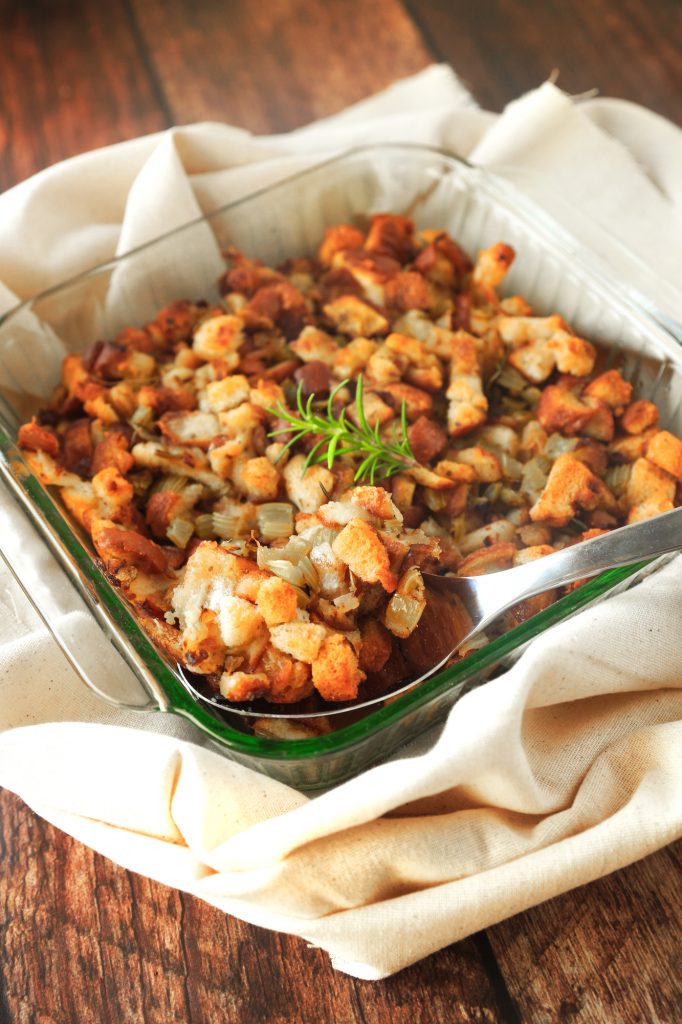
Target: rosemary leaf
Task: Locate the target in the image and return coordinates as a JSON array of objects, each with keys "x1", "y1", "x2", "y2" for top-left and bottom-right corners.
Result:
[{"x1": 267, "y1": 373, "x2": 415, "y2": 483}]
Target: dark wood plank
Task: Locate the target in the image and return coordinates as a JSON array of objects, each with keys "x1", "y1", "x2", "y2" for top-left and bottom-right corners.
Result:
[
  {"x1": 130, "y1": 0, "x2": 432, "y2": 132},
  {"x1": 405, "y1": 0, "x2": 682, "y2": 122},
  {"x1": 0, "y1": 0, "x2": 169, "y2": 192},
  {"x1": 1, "y1": 1, "x2": 681, "y2": 1021},
  {"x1": 487, "y1": 838, "x2": 682, "y2": 1024},
  {"x1": 0, "y1": 791, "x2": 515, "y2": 1024}
]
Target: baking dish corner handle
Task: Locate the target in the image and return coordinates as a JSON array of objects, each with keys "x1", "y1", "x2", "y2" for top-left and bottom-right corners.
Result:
[{"x1": 0, "y1": 486, "x2": 165, "y2": 715}]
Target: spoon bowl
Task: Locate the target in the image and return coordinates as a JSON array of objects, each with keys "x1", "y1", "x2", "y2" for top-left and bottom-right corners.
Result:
[{"x1": 175, "y1": 506, "x2": 682, "y2": 720}]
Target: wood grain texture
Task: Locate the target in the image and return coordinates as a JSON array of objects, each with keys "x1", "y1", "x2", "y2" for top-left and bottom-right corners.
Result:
[
  {"x1": 406, "y1": 0, "x2": 682, "y2": 122},
  {"x1": 1, "y1": 0, "x2": 682, "y2": 1021},
  {"x1": 130, "y1": 0, "x2": 432, "y2": 132},
  {"x1": 0, "y1": 790, "x2": 515, "y2": 1024},
  {"x1": 0, "y1": 0, "x2": 169, "y2": 192},
  {"x1": 487, "y1": 838, "x2": 682, "y2": 1023}
]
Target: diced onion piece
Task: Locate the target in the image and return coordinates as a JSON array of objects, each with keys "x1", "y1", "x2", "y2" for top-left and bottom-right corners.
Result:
[
  {"x1": 460, "y1": 519, "x2": 516, "y2": 555},
  {"x1": 499, "y1": 485, "x2": 526, "y2": 508},
  {"x1": 520, "y1": 456, "x2": 550, "y2": 496},
  {"x1": 498, "y1": 452, "x2": 524, "y2": 480},
  {"x1": 334, "y1": 593, "x2": 360, "y2": 612},
  {"x1": 151, "y1": 474, "x2": 188, "y2": 495},
  {"x1": 130, "y1": 405, "x2": 154, "y2": 427},
  {"x1": 384, "y1": 566, "x2": 426, "y2": 638},
  {"x1": 256, "y1": 502, "x2": 295, "y2": 542},
  {"x1": 213, "y1": 507, "x2": 256, "y2": 538},
  {"x1": 195, "y1": 513, "x2": 216, "y2": 539},
  {"x1": 495, "y1": 365, "x2": 527, "y2": 393},
  {"x1": 261, "y1": 559, "x2": 305, "y2": 587},
  {"x1": 605, "y1": 463, "x2": 632, "y2": 495},
  {"x1": 166, "y1": 517, "x2": 194, "y2": 549},
  {"x1": 423, "y1": 488, "x2": 447, "y2": 512},
  {"x1": 298, "y1": 555, "x2": 319, "y2": 589},
  {"x1": 544, "y1": 433, "x2": 578, "y2": 458}
]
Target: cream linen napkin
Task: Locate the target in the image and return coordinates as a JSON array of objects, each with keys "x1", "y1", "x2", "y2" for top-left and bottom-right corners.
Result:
[{"x1": 1, "y1": 65, "x2": 682, "y2": 979}]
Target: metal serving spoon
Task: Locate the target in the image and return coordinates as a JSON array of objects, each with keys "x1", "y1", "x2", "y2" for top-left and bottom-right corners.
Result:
[{"x1": 176, "y1": 506, "x2": 682, "y2": 719}]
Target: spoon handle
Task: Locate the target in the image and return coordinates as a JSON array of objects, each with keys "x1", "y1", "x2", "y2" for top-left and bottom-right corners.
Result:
[{"x1": 486, "y1": 505, "x2": 682, "y2": 614}]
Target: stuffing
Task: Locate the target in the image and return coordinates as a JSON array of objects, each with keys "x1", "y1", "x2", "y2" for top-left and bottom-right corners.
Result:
[
  {"x1": 18, "y1": 418, "x2": 60, "y2": 457},
  {"x1": 91, "y1": 518, "x2": 169, "y2": 575},
  {"x1": 283, "y1": 455, "x2": 335, "y2": 513},
  {"x1": 290, "y1": 326, "x2": 339, "y2": 366},
  {"x1": 381, "y1": 382, "x2": 433, "y2": 421},
  {"x1": 646, "y1": 430, "x2": 682, "y2": 481},
  {"x1": 530, "y1": 454, "x2": 613, "y2": 527},
  {"x1": 446, "y1": 330, "x2": 488, "y2": 436},
  {"x1": 20, "y1": 212, "x2": 681, "y2": 719},
  {"x1": 131, "y1": 440, "x2": 225, "y2": 490},
  {"x1": 347, "y1": 390, "x2": 394, "y2": 428},
  {"x1": 312, "y1": 634, "x2": 366, "y2": 702},
  {"x1": 318, "y1": 224, "x2": 366, "y2": 265},
  {"x1": 621, "y1": 399, "x2": 659, "y2": 435},
  {"x1": 332, "y1": 336, "x2": 378, "y2": 379},
  {"x1": 219, "y1": 672, "x2": 270, "y2": 702},
  {"x1": 458, "y1": 542, "x2": 517, "y2": 576},
  {"x1": 332, "y1": 518, "x2": 397, "y2": 592},
  {"x1": 256, "y1": 646, "x2": 314, "y2": 703},
  {"x1": 323, "y1": 295, "x2": 389, "y2": 337},
  {"x1": 256, "y1": 577, "x2": 299, "y2": 627},
  {"x1": 269, "y1": 622, "x2": 328, "y2": 663},
  {"x1": 159, "y1": 410, "x2": 220, "y2": 448},
  {"x1": 472, "y1": 242, "x2": 515, "y2": 294},
  {"x1": 192, "y1": 314, "x2": 245, "y2": 360},
  {"x1": 202, "y1": 375, "x2": 251, "y2": 413},
  {"x1": 626, "y1": 457, "x2": 676, "y2": 523},
  {"x1": 217, "y1": 596, "x2": 265, "y2": 649},
  {"x1": 232, "y1": 454, "x2": 280, "y2": 502},
  {"x1": 584, "y1": 369, "x2": 633, "y2": 411}
]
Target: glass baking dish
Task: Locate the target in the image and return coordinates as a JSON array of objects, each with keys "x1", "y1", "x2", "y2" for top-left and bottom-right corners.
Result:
[{"x1": 1, "y1": 143, "x2": 681, "y2": 791}]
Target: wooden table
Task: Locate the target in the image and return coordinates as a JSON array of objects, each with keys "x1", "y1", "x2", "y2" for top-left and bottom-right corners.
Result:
[{"x1": 1, "y1": 2, "x2": 681, "y2": 1021}]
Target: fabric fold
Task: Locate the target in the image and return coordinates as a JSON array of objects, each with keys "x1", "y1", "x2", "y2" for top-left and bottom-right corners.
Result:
[{"x1": 1, "y1": 64, "x2": 681, "y2": 978}]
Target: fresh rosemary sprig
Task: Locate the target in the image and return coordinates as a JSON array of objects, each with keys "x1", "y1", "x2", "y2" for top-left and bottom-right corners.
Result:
[{"x1": 268, "y1": 374, "x2": 415, "y2": 485}]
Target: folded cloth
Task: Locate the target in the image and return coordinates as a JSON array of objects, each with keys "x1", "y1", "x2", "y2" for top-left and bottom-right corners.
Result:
[{"x1": 1, "y1": 65, "x2": 681, "y2": 979}]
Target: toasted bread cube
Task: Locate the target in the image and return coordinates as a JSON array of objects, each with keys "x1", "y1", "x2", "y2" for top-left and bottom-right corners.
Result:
[
  {"x1": 256, "y1": 577, "x2": 299, "y2": 627},
  {"x1": 269, "y1": 622, "x2": 327, "y2": 663},
  {"x1": 626, "y1": 457, "x2": 676, "y2": 523},
  {"x1": 537, "y1": 386, "x2": 594, "y2": 435},
  {"x1": 219, "y1": 671, "x2": 270, "y2": 702},
  {"x1": 530, "y1": 454, "x2": 605, "y2": 527},
  {"x1": 584, "y1": 369, "x2": 633, "y2": 411},
  {"x1": 473, "y1": 242, "x2": 515, "y2": 291},
  {"x1": 332, "y1": 337, "x2": 378, "y2": 379},
  {"x1": 454, "y1": 447, "x2": 502, "y2": 482},
  {"x1": 323, "y1": 295, "x2": 388, "y2": 337},
  {"x1": 193, "y1": 314, "x2": 244, "y2": 360},
  {"x1": 159, "y1": 410, "x2": 220, "y2": 448},
  {"x1": 332, "y1": 518, "x2": 397, "y2": 592},
  {"x1": 312, "y1": 634, "x2": 365, "y2": 702},
  {"x1": 646, "y1": 430, "x2": 682, "y2": 481},
  {"x1": 232, "y1": 455, "x2": 280, "y2": 502},
  {"x1": 318, "y1": 224, "x2": 366, "y2": 265},
  {"x1": 283, "y1": 455, "x2": 335, "y2": 513},
  {"x1": 290, "y1": 326, "x2": 339, "y2": 366},
  {"x1": 458, "y1": 542, "x2": 517, "y2": 576},
  {"x1": 217, "y1": 596, "x2": 265, "y2": 649},
  {"x1": 203, "y1": 375, "x2": 250, "y2": 413},
  {"x1": 620, "y1": 399, "x2": 659, "y2": 435}
]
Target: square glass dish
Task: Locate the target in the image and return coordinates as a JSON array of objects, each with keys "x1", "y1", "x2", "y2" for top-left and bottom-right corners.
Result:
[{"x1": 1, "y1": 143, "x2": 681, "y2": 791}]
